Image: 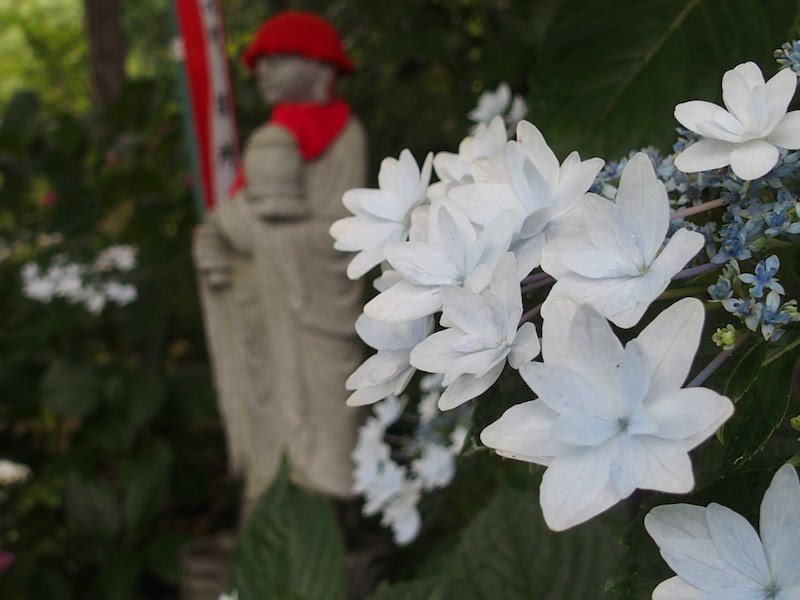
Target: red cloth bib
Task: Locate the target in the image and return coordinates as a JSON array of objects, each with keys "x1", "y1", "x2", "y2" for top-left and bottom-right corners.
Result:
[{"x1": 227, "y1": 99, "x2": 351, "y2": 198}]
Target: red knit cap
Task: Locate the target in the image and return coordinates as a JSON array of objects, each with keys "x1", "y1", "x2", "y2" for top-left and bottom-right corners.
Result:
[{"x1": 242, "y1": 11, "x2": 355, "y2": 73}]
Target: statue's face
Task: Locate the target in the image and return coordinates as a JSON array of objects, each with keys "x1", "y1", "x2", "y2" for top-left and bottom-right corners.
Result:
[{"x1": 254, "y1": 55, "x2": 335, "y2": 105}]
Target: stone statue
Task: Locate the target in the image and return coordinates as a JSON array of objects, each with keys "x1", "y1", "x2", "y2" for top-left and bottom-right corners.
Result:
[{"x1": 192, "y1": 11, "x2": 366, "y2": 515}]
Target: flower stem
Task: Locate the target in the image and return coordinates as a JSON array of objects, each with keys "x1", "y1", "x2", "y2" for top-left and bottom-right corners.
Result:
[
  {"x1": 657, "y1": 285, "x2": 707, "y2": 300},
  {"x1": 671, "y1": 198, "x2": 724, "y2": 220},
  {"x1": 671, "y1": 262, "x2": 721, "y2": 281},
  {"x1": 686, "y1": 333, "x2": 749, "y2": 387},
  {"x1": 521, "y1": 276, "x2": 555, "y2": 294},
  {"x1": 519, "y1": 302, "x2": 543, "y2": 324},
  {"x1": 521, "y1": 271, "x2": 552, "y2": 285}
]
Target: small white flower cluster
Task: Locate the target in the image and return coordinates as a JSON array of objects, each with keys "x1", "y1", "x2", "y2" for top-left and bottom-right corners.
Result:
[
  {"x1": 0, "y1": 459, "x2": 31, "y2": 486},
  {"x1": 468, "y1": 82, "x2": 528, "y2": 134},
  {"x1": 21, "y1": 245, "x2": 138, "y2": 314},
  {"x1": 351, "y1": 375, "x2": 469, "y2": 545}
]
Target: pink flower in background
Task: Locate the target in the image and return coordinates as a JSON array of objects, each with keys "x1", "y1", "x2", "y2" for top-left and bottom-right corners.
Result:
[
  {"x1": 38, "y1": 191, "x2": 57, "y2": 207},
  {"x1": 0, "y1": 551, "x2": 14, "y2": 574}
]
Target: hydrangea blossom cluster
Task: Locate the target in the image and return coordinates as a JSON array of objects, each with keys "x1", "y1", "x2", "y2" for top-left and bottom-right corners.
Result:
[
  {"x1": 351, "y1": 377, "x2": 469, "y2": 545},
  {"x1": 333, "y1": 51, "x2": 800, "y2": 595},
  {"x1": 21, "y1": 245, "x2": 138, "y2": 314},
  {"x1": 0, "y1": 460, "x2": 31, "y2": 486},
  {"x1": 467, "y1": 81, "x2": 528, "y2": 133}
]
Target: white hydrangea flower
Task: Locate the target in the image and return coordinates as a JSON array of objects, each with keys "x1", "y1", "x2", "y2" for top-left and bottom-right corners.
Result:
[
  {"x1": 674, "y1": 62, "x2": 800, "y2": 180},
  {"x1": 330, "y1": 149, "x2": 433, "y2": 280},
  {"x1": 449, "y1": 120, "x2": 604, "y2": 278},
  {"x1": 93, "y1": 245, "x2": 137, "y2": 272},
  {"x1": 430, "y1": 115, "x2": 508, "y2": 197},
  {"x1": 541, "y1": 153, "x2": 705, "y2": 328},
  {"x1": 481, "y1": 296, "x2": 734, "y2": 531},
  {"x1": 410, "y1": 253, "x2": 541, "y2": 410},
  {"x1": 346, "y1": 315, "x2": 433, "y2": 407},
  {"x1": 381, "y1": 480, "x2": 422, "y2": 545},
  {"x1": 468, "y1": 82, "x2": 514, "y2": 124},
  {"x1": 411, "y1": 442, "x2": 456, "y2": 490},
  {"x1": 646, "y1": 464, "x2": 800, "y2": 600},
  {"x1": 364, "y1": 202, "x2": 515, "y2": 323},
  {"x1": 0, "y1": 460, "x2": 32, "y2": 486}
]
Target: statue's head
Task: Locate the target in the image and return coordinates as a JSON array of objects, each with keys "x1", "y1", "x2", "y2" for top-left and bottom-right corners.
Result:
[{"x1": 242, "y1": 11, "x2": 354, "y2": 105}]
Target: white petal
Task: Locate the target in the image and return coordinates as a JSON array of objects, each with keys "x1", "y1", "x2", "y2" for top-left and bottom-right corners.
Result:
[
  {"x1": 519, "y1": 361, "x2": 614, "y2": 420},
  {"x1": 448, "y1": 182, "x2": 524, "y2": 227},
  {"x1": 706, "y1": 503, "x2": 771, "y2": 587},
  {"x1": 346, "y1": 376, "x2": 407, "y2": 406},
  {"x1": 650, "y1": 228, "x2": 705, "y2": 281},
  {"x1": 760, "y1": 465, "x2": 800, "y2": 586},
  {"x1": 723, "y1": 66, "x2": 760, "y2": 128},
  {"x1": 674, "y1": 139, "x2": 737, "y2": 173},
  {"x1": 764, "y1": 67, "x2": 798, "y2": 133},
  {"x1": 729, "y1": 140, "x2": 780, "y2": 181},
  {"x1": 646, "y1": 503, "x2": 711, "y2": 547},
  {"x1": 437, "y1": 362, "x2": 504, "y2": 410},
  {"x1": 567, "y1": 302, "x2": 625, "y2": 395},
  {"x1": 638, "y1": 437, "x2": 695, "y2": 493},
  {"x1": 480, "y1": 400, "x2": 561, "y2": 464},
  {"x1": 385, "y1": 241, "x2": 460, "y2": 286},
  {"x1": 331, "y1": 215, "x2": 400, "y2": 252},
  {"x1": 364, "y1": 280, "x2": 442, "y2": 324},
  {"x1": 552, "y1": 156, "x2": 604, "y2": 219},
  {"x1": 609, "y1": 435, "x2": 647, "y2": 498},
  {"x1": 674, "y1": 100, "x2": 745, "y2": 137},
  {"x1": 346, "y1": 352, "x2": 402, "y2": 388},
  {"x1": 439, "y1": 286, "x2": 501, "y2": 339},
  {"x1": 652, "y1": 576, "x2": 705, "y2": 600},
  {"x1": 355, "y1": 314, "x2": 428, "y2": 351},
  {"x1": 615, "y1": 153, "x2": 669, "y2": 263},
  {"x1": 409, "y1": 328, "x2": 470, "y2": 374},
  {"x1": 551, "y1": 412, "x2": 619, "y2": 446},
  {"x1": 549, "y1": 275, "x2": 642, "y2": 328},
  {"x1": 647, "y1": 388, "x2": 733, "y2": 448},
  {"x1": 508, "y1": 321, "x2": 541, "y2": 369},
  {"x1": 659, "y1": 539, "x2": 753, "y2": 590},
  {"x1": 539, "y1": 292, "x2": 580, "y2": 367},
  {"x1": 515, "y1": 120, "x2": 560, "y2": 185},
  {"x1": 766, "y1": 111, "x2": 800, "y2": 149},
  {"x1": 637, "y1": 297, "x2": 706, "y2": 400},
  {"x1": 539, "y1": 444, "x2": 617, "y2": 531}
]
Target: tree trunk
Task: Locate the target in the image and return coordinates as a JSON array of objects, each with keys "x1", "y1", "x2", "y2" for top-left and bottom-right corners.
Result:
[{"x1": 84, "y1": 0, "x2": 126, "y2": 110}]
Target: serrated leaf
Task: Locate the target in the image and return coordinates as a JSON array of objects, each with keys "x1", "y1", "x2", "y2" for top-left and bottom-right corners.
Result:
[
  {"x1": 231, "y1": 461, "x2": 347, "y2": 600},
  {"x1": 40, "y1": 359, "x2": 100, "y2": 419}
]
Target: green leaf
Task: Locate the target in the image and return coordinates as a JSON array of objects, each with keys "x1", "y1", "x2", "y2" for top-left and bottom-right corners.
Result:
[
  {"x1": 64, "y1": 472, "x2": 121, "y2": 541},
  {"x1": 97, "y1": 549, "x2": 141, "y2": 600},
  {"x1": 533, "y1": 0, "x2": 799, "y2": 158},
  {"x1": 40, "y1": 359, "x2": 100, "y2": 419},
  {"x1": 231, "y1": 461, "x2": 347, "y2": 600},
  {"x1": 122, "y1": 442, "x2": 172, "y2": 534},
  {"x1": 372, "y1": 487, "x2": 625, "y2": 599}
]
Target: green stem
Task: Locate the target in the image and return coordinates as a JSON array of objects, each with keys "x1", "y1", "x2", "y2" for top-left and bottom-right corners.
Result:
[
  {"x1": 763, "y1": 336, "x2": 800, "y2": 367},
  {"x1": 657, "y1": 285, "x2": 706, "y2": 301}
]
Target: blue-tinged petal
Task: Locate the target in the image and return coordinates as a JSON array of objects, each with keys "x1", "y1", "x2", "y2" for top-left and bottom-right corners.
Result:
[
  {"x1": 760, "y1": 465, "x2": 800, "y2": 587},
  {"x1": 567, "y1": 303, "x2": 625, "y2": 395},
  {"x1": 729, "y1": 140, "x2": 780, "y2": 181},
  {"x1": 364, "y1": 280, "x2": 442, "y2": 323},
  {"x1": 706, "y1": 503, "x2": 771, "y2": 588},
  {"x1": 539, "y1": 293, "x2": 580, "y2": 368},
  {"x1": 437, "y1": 362, "x2": 504, "y2": 410},
  {"x1": 615, "y1": 153, "x2": 670, "y2": 264},
  {"x1": 549, "y1": 274, "x2": 642, "y2": 328},
  {"x1": 539, "y1": 444, "x2": 616, "y2": 531},
  {"x1": 636, "y1": 297, "x2": 706, "y2": 401},
  {"x1": 674, "y1": 139, "x2": 737, "y2": 173},
  {"x1": 651, "y1": 576, "x2": 705, "y2": 600},
  {"x1": 646, "y1": 504, "x2": 711, "y2": 547},
  {"x1": 767, "y1": 111, "x2": 800, "y2": 150},
  {"x1": 409, "y1": 328, "x2": 467, "y2": 374},
  {"x1": 508, "y1": 321, "x2": 540, "y2": 369},
  {"x1": 385, "y1": 241, "x2": 460, "y2": 286},
  {"x1": 515, "y1": 120, "x2": 560, "y2": 186},
  {"x1": 480, "y1": 400, "x2": 562, "y2": 465},
  {"x1": 519, "y1": 361, "x2": 614, "y2": 420},
  {"x1": 439, "y1": 286, "x2": 502, "y2": 338},
  {"x1": 551, "y1": 412, "x2": 618, "y2": 446},
  {"x1": 660, "y1": 539, "x2": 753, "y2": 591},
  {"x1": 609, "y1": 434, "x2": 647, "y2": 498},
  {"x1": 638, "y1": 437, "x2": 695, "y2": 493},
  {"x1": 647, "y1": 388, "x2": 733, "y2": 448}
]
